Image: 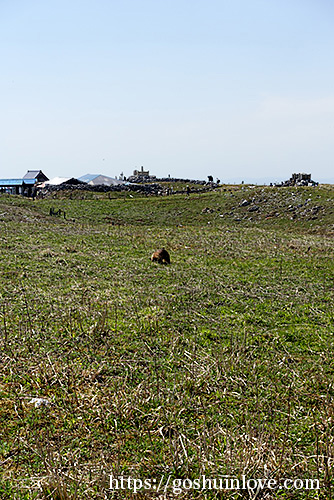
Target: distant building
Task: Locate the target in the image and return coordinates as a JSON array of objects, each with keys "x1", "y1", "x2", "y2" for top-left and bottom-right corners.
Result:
[
  {"x1": 23, "y1": 170, "x2": 48, "y2": 183},
  {"x1": 0, "y1": 170, "x2": 49, "y2": 195},
  {"x1": 42, "y1": 177, "x2": 84, "y2": 187},
  {"x1": 78, "y1": 174, "x2": 125, "y2": 186},
  {"x1": 0, "y1": 179, "x2": 25, "y2": 195},
  {"x1": 133, "y1": 166, "x2": 149, "y2": 177}
]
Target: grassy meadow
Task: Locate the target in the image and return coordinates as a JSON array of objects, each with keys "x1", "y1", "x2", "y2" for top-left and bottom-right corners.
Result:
[{"x1": 0, "y1": 184, "x2": 333, "y2": 499}]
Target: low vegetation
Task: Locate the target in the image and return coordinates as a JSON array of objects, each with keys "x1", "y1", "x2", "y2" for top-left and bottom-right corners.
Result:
[{"x1": 0, "y1": 184, "x2": 333, "y2": 499}]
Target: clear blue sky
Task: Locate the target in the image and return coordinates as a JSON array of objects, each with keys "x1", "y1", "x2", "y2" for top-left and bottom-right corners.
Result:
[{"x1": 1, "y1": 0, "x2": 333, "y2": 183}]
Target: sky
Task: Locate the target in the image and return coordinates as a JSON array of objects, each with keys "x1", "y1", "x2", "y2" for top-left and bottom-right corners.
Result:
[{"x1": 1, "y1": 0, "x2": 333, "y2": 183}]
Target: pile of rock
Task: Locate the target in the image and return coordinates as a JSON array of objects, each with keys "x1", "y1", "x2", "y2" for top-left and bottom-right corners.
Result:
[
  {"x1": 278, "y1": 173, "x2": 318, "y2": 187},
  {"x1": 127, "y1": 175, "x2": 212, "y2": 185},
  {"x1": 39, "y1": 177, "x2": 222, "y2": 197},
  {"x1": 127, "y1": 174, "x2": 157, "y2": 183},
  {"x1": 40, "y1": 182, "x2": 162, "y2": 196},
  {"x1": 156, "y1": 177, "x2": 208, "y2": 185}
]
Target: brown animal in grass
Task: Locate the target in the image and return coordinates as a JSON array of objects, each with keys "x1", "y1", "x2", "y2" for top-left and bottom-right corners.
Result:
[{"x1": 151, "y1": 248, "x2": 170, "y2": 264}]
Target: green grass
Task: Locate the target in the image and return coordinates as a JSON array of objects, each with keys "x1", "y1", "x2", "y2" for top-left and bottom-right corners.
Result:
[{"x1": 0, "y1": 185, "x2": 333, "y2": 499}]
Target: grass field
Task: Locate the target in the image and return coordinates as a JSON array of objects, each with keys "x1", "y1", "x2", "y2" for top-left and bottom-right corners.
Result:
[{"x1": 0, "y1": 185, "x2": 333, "y2": 499}]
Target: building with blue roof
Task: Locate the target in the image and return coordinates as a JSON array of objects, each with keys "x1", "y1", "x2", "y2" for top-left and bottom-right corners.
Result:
[{"x1": 0, "y1": 170, "x2": 48, "y2": 195}]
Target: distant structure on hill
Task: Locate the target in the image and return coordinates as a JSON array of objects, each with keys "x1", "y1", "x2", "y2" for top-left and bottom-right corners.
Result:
[
  {"x1": 279, "y1": 173, "x2": 318, "y2": 187},
  {"x1": 133, "y1": 166, "x2": 149, "y2": 177},
  {"x1": 291, "y1": 173, "x2": 311, "y2": 184},
  {"x1": 128, "y1": 166, "x2": 157, "y2": 183}
]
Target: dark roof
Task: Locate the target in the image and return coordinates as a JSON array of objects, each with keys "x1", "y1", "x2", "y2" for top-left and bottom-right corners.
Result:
[
  {"x1": 23, "y1": 170, "x2": 42, "y2": 180},
  {"x1": 66, "y1": 177, "x2": 86, "y2": 185},
  {"x1": 23, "y1": 170, "x2": 48, "y2": 181}
]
